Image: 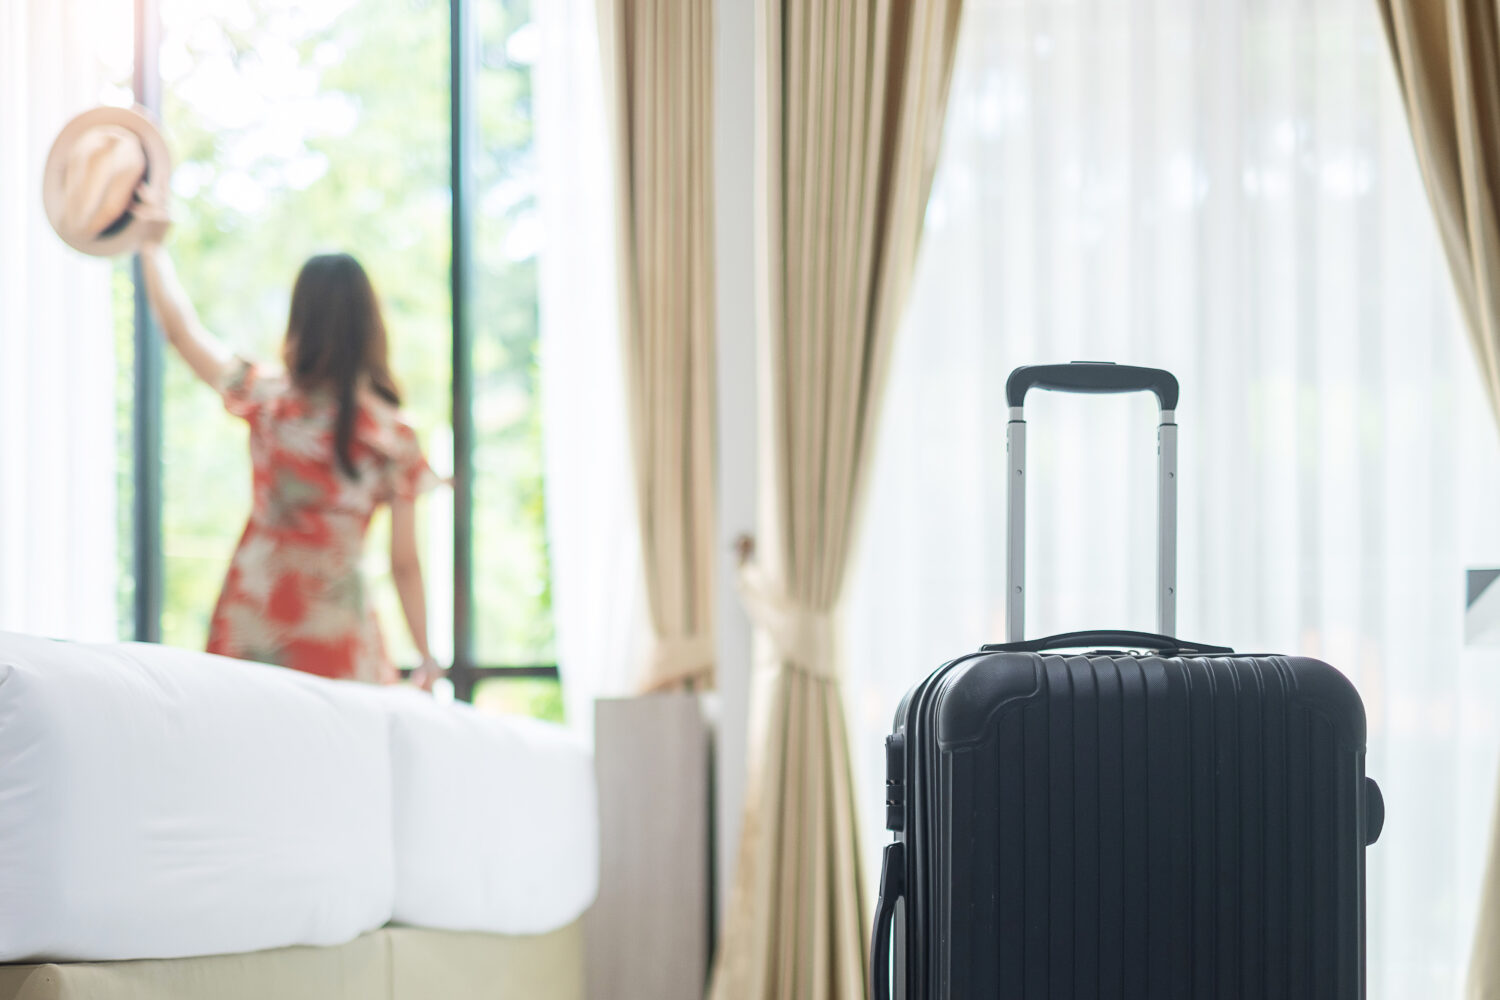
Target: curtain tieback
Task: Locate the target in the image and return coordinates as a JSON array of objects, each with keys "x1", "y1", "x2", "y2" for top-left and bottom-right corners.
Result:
[
  {"x1": 736, "y1": 561, "x2": 838, "y2": 679},
  {"x1": 641, "y1": 634, "x2": 716, "y2": 692}
]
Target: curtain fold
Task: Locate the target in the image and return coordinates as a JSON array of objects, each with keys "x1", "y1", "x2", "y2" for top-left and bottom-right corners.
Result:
[
  {"x1": 1375, "y1": 5, "x2": 1500, "y2": 994},
  {"x1": 0, "y1": 0, "x2": 118, "y2": 641},
  {"x1": 1476, "y1": 786, "x2": 1500, "y2": 999},
  {"x1": 709, "y1": 0, "x2": 963, "y2": 995},
  {"x1": 595, "y1": 0, "x2": 719, "y2": 693},
  {"x1": 1377, "y1": 0, "x2": 1500, "y2": 426}
]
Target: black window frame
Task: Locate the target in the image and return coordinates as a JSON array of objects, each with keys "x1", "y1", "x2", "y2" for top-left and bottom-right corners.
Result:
[{"x1": 127, "y1": 0, "x2": 559, "y2": 701}]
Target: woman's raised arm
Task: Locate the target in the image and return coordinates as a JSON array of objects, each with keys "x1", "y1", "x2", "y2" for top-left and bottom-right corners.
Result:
[{"x1": 139, "y1": 242, "x2": 235, "y2": 389}]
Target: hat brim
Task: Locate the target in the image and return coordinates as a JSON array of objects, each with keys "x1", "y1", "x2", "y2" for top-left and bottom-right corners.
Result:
[{"x1": 43, "y1": 105, "x2": 172, "y2": 258}]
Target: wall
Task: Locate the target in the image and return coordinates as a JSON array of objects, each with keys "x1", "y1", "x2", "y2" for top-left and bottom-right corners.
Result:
[{"x1": 711, "y1": 0, "x2": 756, "y2": 926}]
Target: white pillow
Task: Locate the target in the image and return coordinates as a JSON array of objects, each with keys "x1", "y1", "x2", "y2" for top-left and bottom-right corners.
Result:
[
  {"x1": 0, "y1": 632, "x2": 395, "y2": 962},
  {"x1": 380, "y1": 688, "x2": 598, "y2": 934}
]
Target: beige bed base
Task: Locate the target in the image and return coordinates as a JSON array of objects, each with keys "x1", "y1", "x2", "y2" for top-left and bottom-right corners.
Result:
[{"x1": 0, "y1": 920, "x2": 583, "y2": 1000}]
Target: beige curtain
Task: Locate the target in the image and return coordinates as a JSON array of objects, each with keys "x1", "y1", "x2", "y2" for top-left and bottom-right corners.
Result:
[
  {"x1": 1377, "y1": 1, "x2": 1500, "y2": 421},
  {"x1": 596, "y1": 0, "x2": 718, "y2": 692},
  {"x1": 1474, "y1": 791, "x2": 1500, "y2": 999},
  {"x1": 710, "y1": 1, "x2": 962, "y2": 997},
  {"x1": 1376, "y1": 2, "x2": 1500, "y2": 996}
]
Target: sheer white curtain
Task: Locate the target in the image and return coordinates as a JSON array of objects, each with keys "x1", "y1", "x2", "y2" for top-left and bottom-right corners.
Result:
[
  {"x1": 844, "y1": 0, "x2": 1500, "y2": 996},
  {"x1": 533, "y1": 0, "x2": 645, "y2": 736},
  {"x1": 0, "y1": 0, "x2": 123, "y2": 641}
]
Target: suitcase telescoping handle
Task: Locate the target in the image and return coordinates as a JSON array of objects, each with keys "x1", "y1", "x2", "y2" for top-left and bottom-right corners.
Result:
[{"x1": 1006, "y1": 362, "x2": 1180, "y2": 643}]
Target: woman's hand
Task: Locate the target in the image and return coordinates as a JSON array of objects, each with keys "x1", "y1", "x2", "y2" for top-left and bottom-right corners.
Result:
[
  {"x1": 133, "y1": 180, "x2": 172, "y2": 247},
  {"x1": 412, "y1": 655, "x2": 446, "y2": 693}
]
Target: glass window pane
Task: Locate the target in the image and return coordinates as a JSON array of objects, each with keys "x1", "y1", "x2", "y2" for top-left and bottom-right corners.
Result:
[
  {"x1": 472, "y1": 675, "x2": 564, "y2": 724},
  {"x1": 472, "y1": 0, "x2": 555, "y2": 665},
  {"x1": 156, "y1": 0, "x2": 452, "y2": 666}
]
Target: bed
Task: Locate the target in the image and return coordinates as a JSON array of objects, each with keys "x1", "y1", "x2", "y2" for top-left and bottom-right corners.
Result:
[
  {"x1": 0, "y1": 632, "x2": 597, "y2": 1000},
  {"x1": 0, "y1": 923, "x2": 584, "y2": 1000}
]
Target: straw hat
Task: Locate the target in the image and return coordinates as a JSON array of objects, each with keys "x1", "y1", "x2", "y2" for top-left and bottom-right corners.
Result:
[{"x1": 42, "y1": 105, "x2": 172, "y2": 257}]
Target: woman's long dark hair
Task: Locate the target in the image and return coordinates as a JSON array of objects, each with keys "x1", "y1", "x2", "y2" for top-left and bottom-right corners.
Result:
[{"x1": 282, "y1": 254, "x2": 401, "y2": 479}]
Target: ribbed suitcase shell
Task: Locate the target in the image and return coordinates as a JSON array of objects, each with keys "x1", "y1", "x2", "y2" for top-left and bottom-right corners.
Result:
[{"x1": 891, "y1": 648, "x2": 1377, "y2": 999}]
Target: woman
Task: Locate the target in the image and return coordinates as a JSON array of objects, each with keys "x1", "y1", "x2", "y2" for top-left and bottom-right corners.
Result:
[{"x1": 140, "y1": 237, "x2": 443, "y2": 689}]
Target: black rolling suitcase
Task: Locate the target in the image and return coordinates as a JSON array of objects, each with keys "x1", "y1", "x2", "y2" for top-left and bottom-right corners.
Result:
[{"x1": 872, "y1": 362, "x2": 1385, "y2": 999}]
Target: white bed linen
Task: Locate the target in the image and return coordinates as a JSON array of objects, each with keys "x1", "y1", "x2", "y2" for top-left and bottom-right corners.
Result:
[
  {"x1": 378, "y1": 688, "x2": 598, "y2": 935},
  {"x1": 0, "y1": 632, "x2": 395, "y2": 963}
]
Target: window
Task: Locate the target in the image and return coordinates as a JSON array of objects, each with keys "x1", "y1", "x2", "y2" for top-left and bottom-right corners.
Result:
[
  {"x1": 473, "y1": 1, "x2": 553, "y2": 667},
  {"x1": 121, "y1": 0, "x2": 558, "y2": 720}
]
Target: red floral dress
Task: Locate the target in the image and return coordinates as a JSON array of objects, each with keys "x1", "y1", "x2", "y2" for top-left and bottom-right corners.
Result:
[{"x1": 205, "y1": 359, "x2": 438, "y2": 683}]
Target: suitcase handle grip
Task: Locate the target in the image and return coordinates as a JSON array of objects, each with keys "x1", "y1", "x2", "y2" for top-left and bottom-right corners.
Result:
[
  {"x1": 1006, "y1": 361, "x2": 1180, "y2": 410},
  {"x1": 982, "y1": 629, "x2": 1234, "y2": 656},
  {"x1": 871, "y1": 842, "x2": 905, "y2": 1000}
]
